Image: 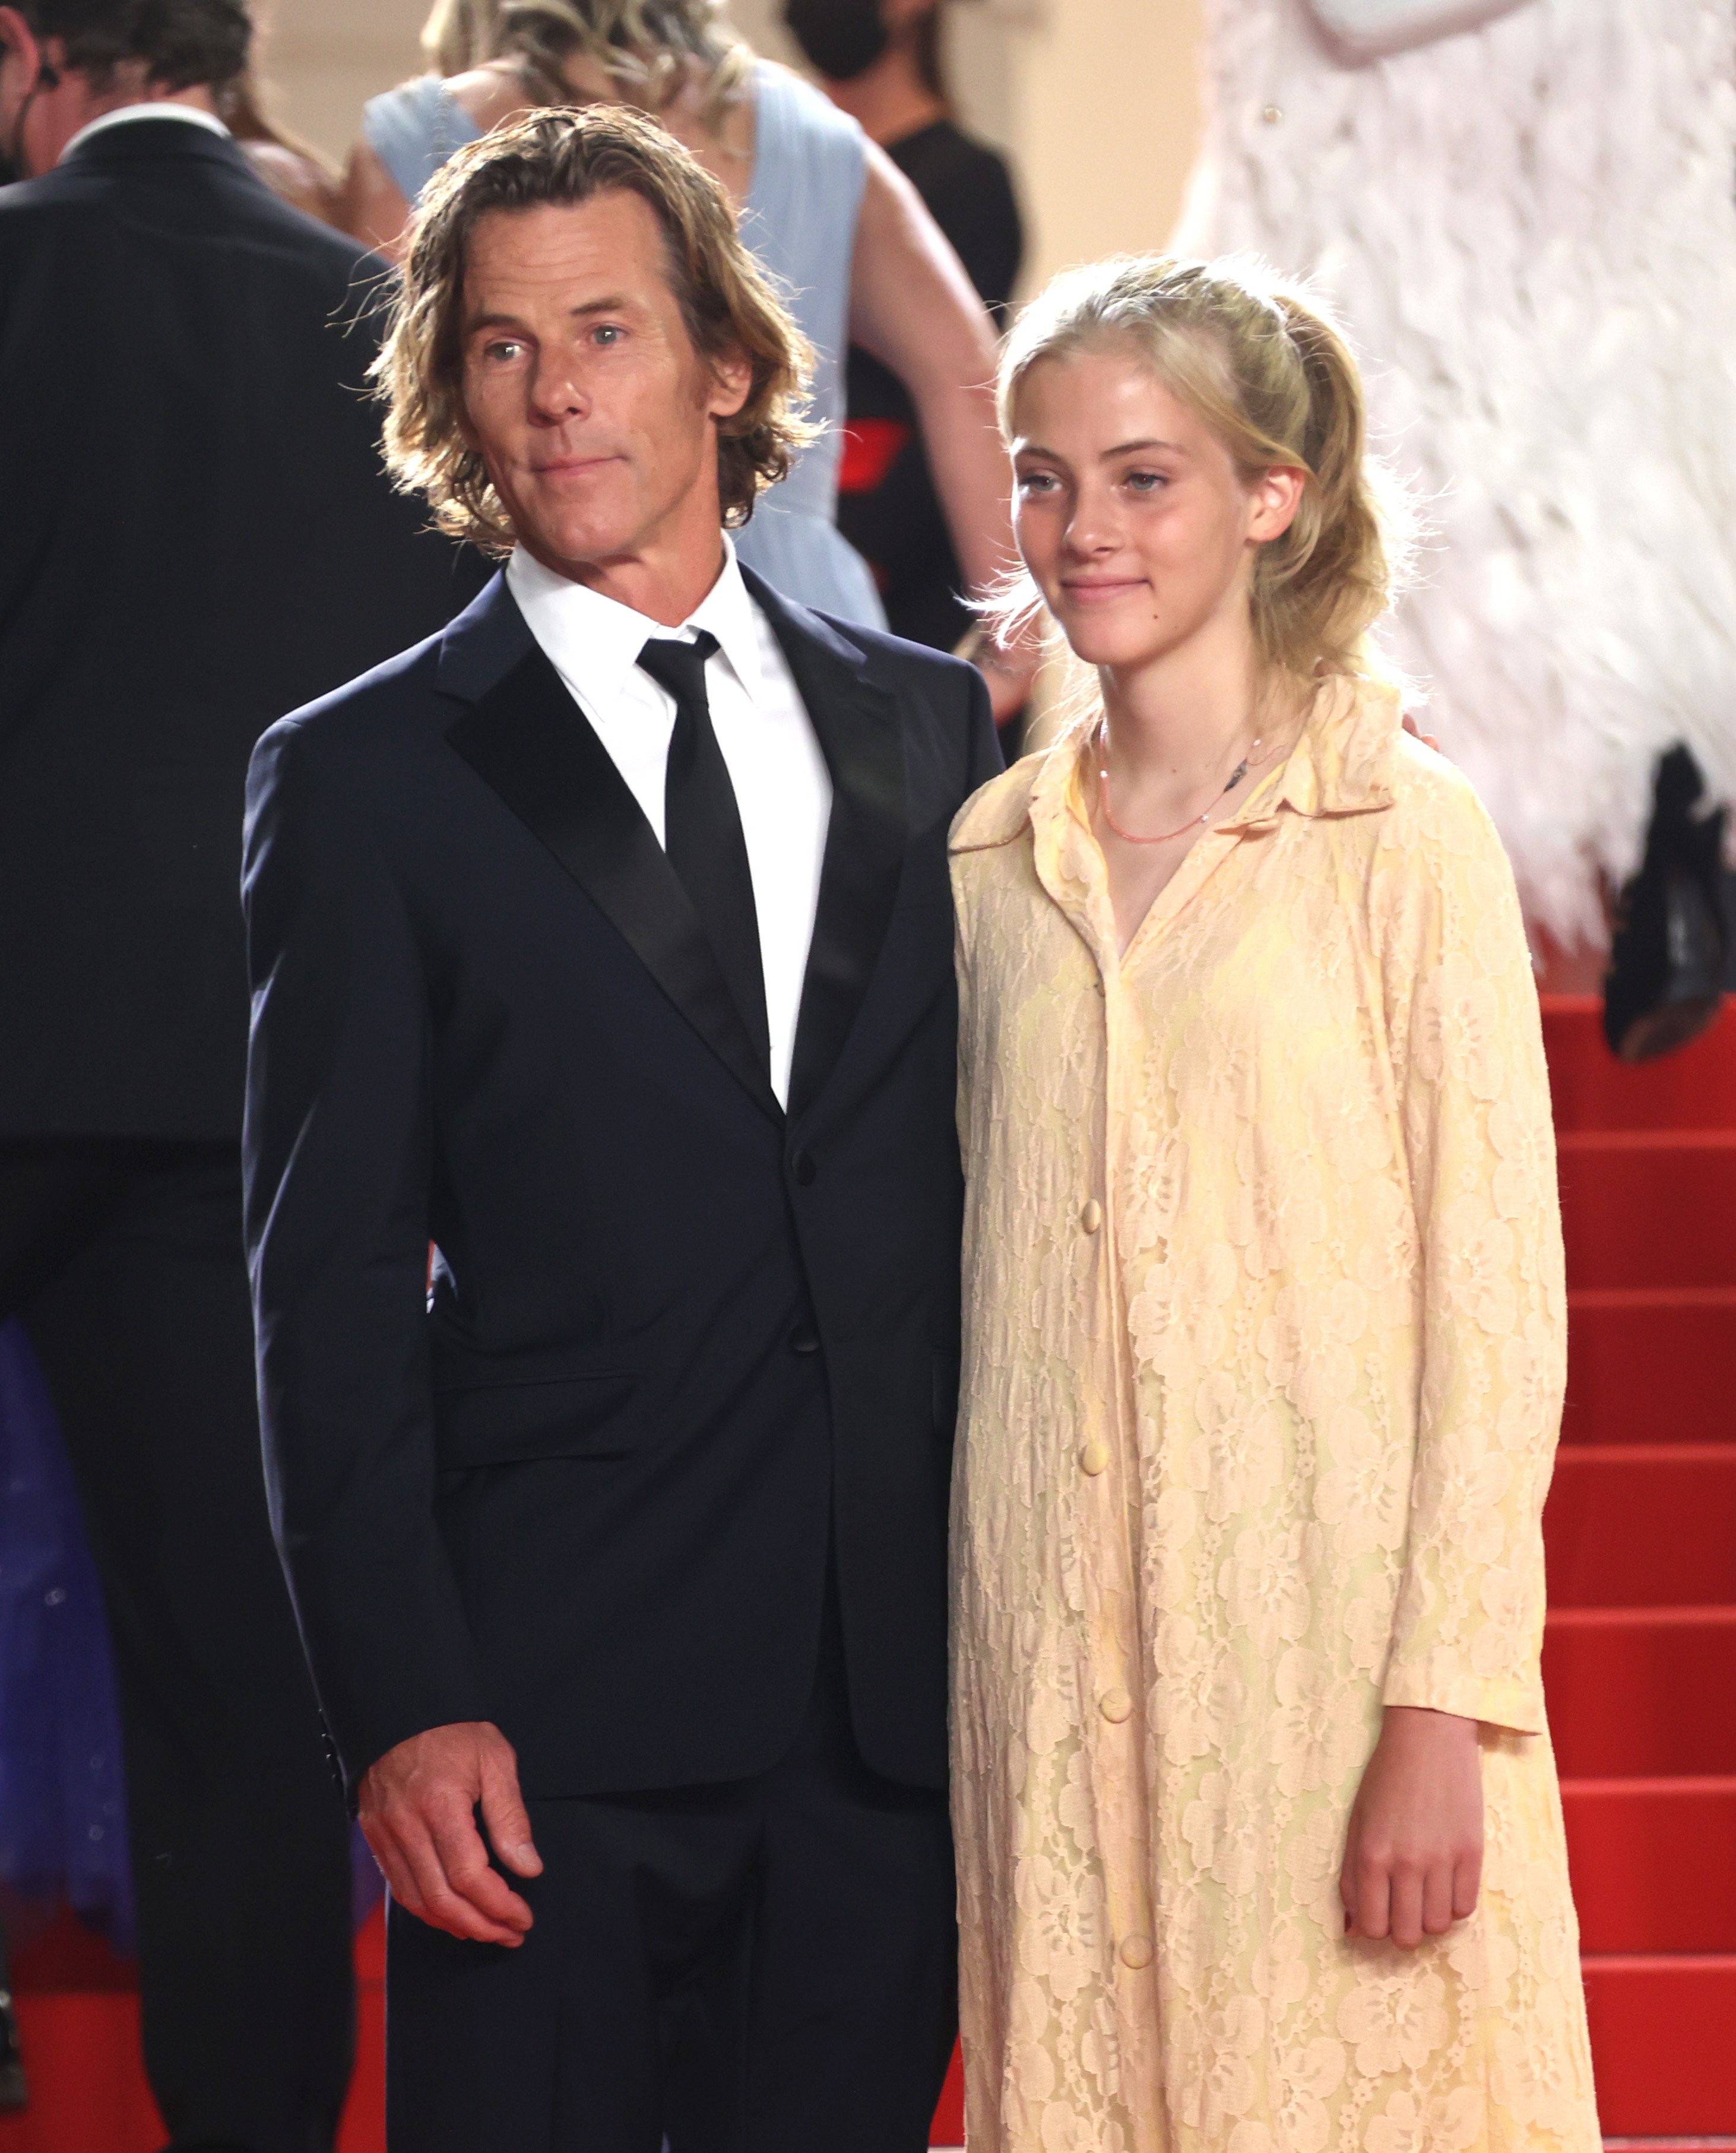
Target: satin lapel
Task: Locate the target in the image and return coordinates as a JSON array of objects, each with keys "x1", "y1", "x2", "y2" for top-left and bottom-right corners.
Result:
[
  {"x1": 745, "y1": 575, "x2": 908, "y2": 1124},
  {"x1": 446, "y1": 644, "x2": 783, "y2": 1126}
]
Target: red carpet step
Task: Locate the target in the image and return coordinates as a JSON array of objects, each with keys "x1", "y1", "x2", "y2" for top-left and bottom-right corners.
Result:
[
  {"x1": 1564, "y1": 1290, "x2": 1736, "y2": 1446},
  {"x1": 1557, "y1": 1131, "x2": 1736, "y2": 1291},
  {"x1": 1563, "y1": 1779, "x2": 1736, "y2": 1952},
  {"x1": 1542, "y1": 997, "x2": 1736, "y2": 1134},
  {"x1": 1544, "y1": 1607, "x2": 1736, "y2": 1777},
  {"x1": 1545, "y1": 1446, "x2": 1736, "y2": 1604},
  {"x1": 1580, "y1": 1956, "x2": 1736, "y2": 2135}
]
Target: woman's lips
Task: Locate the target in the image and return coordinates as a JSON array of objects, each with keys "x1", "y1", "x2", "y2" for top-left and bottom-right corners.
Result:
[{"x1": 1061, "y1": 578, "x2": 1146, "y2": 605}]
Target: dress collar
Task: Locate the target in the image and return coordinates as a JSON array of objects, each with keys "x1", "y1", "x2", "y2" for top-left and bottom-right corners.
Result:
[
  {"x1": 504, "y1": 534, "x2": 763, "y2": 713},
  {"x1": 951, "y1": 670, "x2": 1404, "y2": 860}
]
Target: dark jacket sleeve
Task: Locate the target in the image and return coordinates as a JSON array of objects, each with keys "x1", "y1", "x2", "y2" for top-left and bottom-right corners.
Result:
[{"x1": 242, "y1": 713, "x2": 489, "y2": 1793}]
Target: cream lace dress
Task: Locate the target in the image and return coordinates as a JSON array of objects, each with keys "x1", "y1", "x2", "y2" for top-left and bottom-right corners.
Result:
[{"x1": 947, "y1": 679, "x2": 1600, "y2": 2153}]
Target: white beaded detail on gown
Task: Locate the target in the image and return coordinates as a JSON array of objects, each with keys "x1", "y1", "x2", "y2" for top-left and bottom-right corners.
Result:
[{"x1": 1175, "y1": 0, "x2": 1736, "y2": 946}]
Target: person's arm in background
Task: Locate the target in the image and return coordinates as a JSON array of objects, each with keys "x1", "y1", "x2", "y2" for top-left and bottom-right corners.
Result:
[{"x1": 848, "y1": 146, "x2": 1035, "y2": 719}]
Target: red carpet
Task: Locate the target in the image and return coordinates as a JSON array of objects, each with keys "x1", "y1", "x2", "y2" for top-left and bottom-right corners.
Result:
[
  {"x1": 4, "y1": 992, "x2": 1730, "y2": 2146},
  {"x1": 1542, "y1": 993, "x2": 1736, "y2": 2135}
]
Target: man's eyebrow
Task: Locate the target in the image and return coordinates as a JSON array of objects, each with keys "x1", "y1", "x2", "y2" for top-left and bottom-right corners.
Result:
[{"x1": 462, "y1": 297, "x2": 632, "y2": 334}]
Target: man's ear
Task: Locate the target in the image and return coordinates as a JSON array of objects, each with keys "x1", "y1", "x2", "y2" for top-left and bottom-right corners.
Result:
[
  {"x1": 0, "y1": 8, "x2": 45, "y2": 80},
  {"x1": 707, "y1": 345, "x2": 755, "y2": 425}
]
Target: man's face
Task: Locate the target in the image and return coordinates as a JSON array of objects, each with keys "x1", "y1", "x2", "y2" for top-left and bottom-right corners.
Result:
[{"x1": 457, "y1": 191, "x2": 752, "y2": 584}]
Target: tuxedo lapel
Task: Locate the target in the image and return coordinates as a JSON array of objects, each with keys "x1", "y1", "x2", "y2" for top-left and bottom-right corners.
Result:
[
  {"x1": 743, "y1": 572, "x2": 909, "y2": 1125},
  {"x1": 446, "y1": 638, "x2": 783, "y2": 1128}
]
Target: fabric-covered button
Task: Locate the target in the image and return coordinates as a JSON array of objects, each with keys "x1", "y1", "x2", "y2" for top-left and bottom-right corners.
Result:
[
  {"x1": 1100, "y1": 1688, "x2": 1132, "y2": 1723},
  {"x1": 1080, "y1": 1199, "x2": 1103, "y2": 1234},
  {"x1": 1079, "y1": 1441, "x2": 1110, "y2": 1476},
  {"x1": 789, "y1": 1326, "x2": 821, "y2": 1355},
  {"x1": 791, "y1": 1151, "x2": 816, "y2": 1185},
  {"x1": 1119, "y1": 1934, "x2": 1154, "y2": 1970}
]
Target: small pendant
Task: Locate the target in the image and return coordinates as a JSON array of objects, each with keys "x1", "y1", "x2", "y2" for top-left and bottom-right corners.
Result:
[{"x1": 1224, "y1": 759, "x2": 1249, "y2": 793}]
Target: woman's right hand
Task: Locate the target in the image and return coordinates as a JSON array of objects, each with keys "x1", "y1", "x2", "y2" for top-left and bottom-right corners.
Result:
[{"x1": 1340, "y1": 1705, "x2": 1483, "y2": 1948}]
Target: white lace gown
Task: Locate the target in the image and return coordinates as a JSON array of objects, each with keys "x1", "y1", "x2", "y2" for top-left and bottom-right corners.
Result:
[{"x1": 1176, "y1": 0, "x2": 1736, "y2": 946}]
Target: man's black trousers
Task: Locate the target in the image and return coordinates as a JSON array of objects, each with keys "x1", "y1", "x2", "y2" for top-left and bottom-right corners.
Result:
[
  {"x1": 0, "y1": 1139, "x2": 354, "y2": 2152},
  {"x1": 386, "y1": 1586, "x2": 958, "y2": 2153}
]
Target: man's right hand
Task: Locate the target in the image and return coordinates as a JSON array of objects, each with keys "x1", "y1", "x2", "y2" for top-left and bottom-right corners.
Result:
[{"x1": 358, "y1": 1720, "x2": 543, "y2": 1946}]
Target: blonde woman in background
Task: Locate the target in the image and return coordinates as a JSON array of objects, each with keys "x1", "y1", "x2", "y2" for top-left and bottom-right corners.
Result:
[
  {"x1": 947, "y1": 256, "x2": 1601, "y2": 2153},
  {"x1": 341, "y1": 0, "x2": 1029, "y2": 691}
]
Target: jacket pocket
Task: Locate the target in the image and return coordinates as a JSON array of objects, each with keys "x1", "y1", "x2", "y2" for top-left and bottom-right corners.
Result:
[{"x1": 433, "y1": 1372, "x2": 639, "y2": 1468}]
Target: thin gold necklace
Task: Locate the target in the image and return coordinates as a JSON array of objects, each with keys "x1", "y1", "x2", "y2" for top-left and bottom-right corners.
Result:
[{"x1": 1095, "y1": 718, "x2": 1284, "y2": 847}]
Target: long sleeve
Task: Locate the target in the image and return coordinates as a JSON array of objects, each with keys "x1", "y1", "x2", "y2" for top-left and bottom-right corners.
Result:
[
  {"x1": 242, "y1": 716, "x2": 489, "y2": 1793},
  {"x1": 1376, "y1": 762, "x2": 1566, "y2": 1733}
]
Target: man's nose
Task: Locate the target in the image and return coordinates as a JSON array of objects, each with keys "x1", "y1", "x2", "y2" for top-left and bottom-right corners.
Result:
[{"x1": 527, "y1": 356, "x2": 590, "y2": 425}]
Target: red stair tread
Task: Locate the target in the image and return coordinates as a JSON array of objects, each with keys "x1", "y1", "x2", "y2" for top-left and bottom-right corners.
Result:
[
  {"x1": 0, "y1": 1996, "x2": 160, "y2": 2153},
  {"x1": 1580, "y1": 1955, "x2": 1736, "y2": 2135},
  {"x1": 1558, "y1": 1133, "x2": 1736, "y2": 1292},
  {"x1": 1543, "y1": 995, "x2": 1736, "y2": 1135},
  {"x1": 1543, "y1": 1609, "x2": 1736, "y2": 1777},
  {"x1": 10, "y1": 1907, "x2": 137, "y2": 1994},
  {"x1": 1562, "y1": 1778, "x2": 1736, "y2": 1952},
  {"x1": 1545, "y1": 1447, "x2": 1736, "y2": 1605},
  {"x1": 1564, "y1": 1291, "x2": 1736, "y2": 1446}
]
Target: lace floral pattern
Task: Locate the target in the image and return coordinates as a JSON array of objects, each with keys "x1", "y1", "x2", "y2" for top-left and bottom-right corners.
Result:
[{"x1": 948, "y1": 679, "x2": 1599, "y2": 2153}]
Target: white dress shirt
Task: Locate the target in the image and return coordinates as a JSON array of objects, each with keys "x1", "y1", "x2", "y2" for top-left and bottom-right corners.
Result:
[
  {"x1": 60, "y1": 103, "x2": 230, "y2": 163},
  {"x1": 506, "y1": 541, "x2": 834, "y2": 1110}
]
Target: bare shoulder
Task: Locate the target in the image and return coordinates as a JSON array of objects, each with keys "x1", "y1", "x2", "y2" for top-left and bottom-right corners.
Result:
[{"x1": 446, "y1": 66, "x2": 534, "y2": 133}]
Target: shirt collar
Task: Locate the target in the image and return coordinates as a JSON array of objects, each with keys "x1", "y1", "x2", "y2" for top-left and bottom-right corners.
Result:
[
  {"x1": 505, "y1": 536, "x2": 761, "y2": 713},
  {"x1": 60, "y1": 103, "x2": 230, "y2": 163}
]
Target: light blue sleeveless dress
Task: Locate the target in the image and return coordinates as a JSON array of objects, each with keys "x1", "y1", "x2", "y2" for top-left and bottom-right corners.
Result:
[{"x1": 363, "y1": 63, "x2": 886, "y2": 628}]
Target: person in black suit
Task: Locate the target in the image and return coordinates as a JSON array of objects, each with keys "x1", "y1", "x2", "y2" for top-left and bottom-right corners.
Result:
[
  {"x1": 0, "y1": 2, "x2": 478, "y2": 2143},
  {"x1": 242, "y1": 105, "x2": 1001, "y2": 2152}
]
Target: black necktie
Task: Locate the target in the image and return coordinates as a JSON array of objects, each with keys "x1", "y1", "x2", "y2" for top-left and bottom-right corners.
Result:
[{"x1": 638, "y1": 631, "x2": 770, "y2": 1076}]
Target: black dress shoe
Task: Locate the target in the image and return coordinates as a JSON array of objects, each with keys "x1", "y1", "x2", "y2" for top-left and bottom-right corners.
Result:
[{"x1": 1602, "y1": 744, "x2": 1729, "y2": 1061}]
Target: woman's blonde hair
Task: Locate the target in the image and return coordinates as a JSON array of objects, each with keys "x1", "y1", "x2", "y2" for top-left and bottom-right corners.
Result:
[
  {"x1": 994, "y1": 254, "x2": 1412, "y2": 688},
  {"x1": 371, "y1": 104, "x2": 816, "y2": 552},
  {"x1": 419, "y1": 0, "x2": 752, "y2": 125}
]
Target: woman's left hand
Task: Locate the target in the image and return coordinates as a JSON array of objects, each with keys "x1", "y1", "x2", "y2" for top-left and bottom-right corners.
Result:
[{"x1": 1340, "y1": 1705, "x2": 1483, "y2": 1946}]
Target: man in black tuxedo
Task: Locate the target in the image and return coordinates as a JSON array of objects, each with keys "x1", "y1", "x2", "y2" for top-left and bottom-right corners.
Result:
[
  {"x1": 243, "y1": 106, "x2": 1000, "y2": 2151},
  {"x1": 0, "y1": 1, "x2": 477, "y2": 2142}
]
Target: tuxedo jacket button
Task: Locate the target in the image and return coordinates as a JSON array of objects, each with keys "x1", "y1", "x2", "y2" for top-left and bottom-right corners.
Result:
[
  {"x1": 791, "y1": 1151, "x2": 817, "y2": 1185},
  {"x1": 789, "y1": 1326, "x2": 821, "y2": 1354}
]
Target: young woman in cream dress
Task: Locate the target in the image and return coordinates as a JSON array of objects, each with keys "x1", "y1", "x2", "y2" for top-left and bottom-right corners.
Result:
[{"x1": 948, "y1": 257, "x2": 1601, "y2": 2153}]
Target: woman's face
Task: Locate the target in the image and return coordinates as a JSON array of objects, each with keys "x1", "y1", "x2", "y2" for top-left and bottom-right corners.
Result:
[{"x1": 1010, "y1": 343, "x2": 1301, "y2": 674}]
